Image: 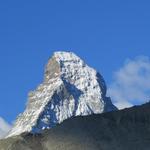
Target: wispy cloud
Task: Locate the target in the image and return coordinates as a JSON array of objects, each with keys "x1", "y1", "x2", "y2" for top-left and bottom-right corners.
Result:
[
  {"x1": 108, "y1": 56, "x2": 150, "y2": 109},
  {"x1": 0, "y1": 117, "x2": 12, "y2": 139}
]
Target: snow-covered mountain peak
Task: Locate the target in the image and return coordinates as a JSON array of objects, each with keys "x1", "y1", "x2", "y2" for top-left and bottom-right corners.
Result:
[
  {"x1": 44, "y1": 51, "x2": 86, "y2": 81},
  {"x1": 53, "y1": 51, "x2": 81, "y2": 62},
  {"x1": 7, "y1": 51, "x2": 117, "y2": 138}
]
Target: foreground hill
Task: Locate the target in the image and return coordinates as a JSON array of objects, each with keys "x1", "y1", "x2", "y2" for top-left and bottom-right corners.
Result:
[{"x1": 1, "y1": 102, "x2": 150, "y2": 150}]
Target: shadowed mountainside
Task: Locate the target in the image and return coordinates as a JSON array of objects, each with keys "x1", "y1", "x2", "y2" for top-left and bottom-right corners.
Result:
[{"x1": 1, "y1": 102, "x2": 150, "y2": 150}]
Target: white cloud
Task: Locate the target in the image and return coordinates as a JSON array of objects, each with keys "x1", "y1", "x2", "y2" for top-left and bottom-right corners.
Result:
[
  {"x1": 0, "y1": 117, "x2": 12, "y2": 139},
  {"x1": 108, "y1": 56, "x2": 150, "y2": 109}
]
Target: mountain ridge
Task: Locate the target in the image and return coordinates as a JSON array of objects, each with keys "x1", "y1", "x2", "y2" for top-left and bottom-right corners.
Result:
[{"x1": 1, "y1": 102, "x2": 150, "y2": 150}]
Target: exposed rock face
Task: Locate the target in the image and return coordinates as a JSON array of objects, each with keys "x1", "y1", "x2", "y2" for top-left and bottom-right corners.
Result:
[
  {"x1": 1, "y1": 103, "x2": 150, "y2": 150},
  {"x1": 7, "y1": 51, "x2": 117, "y2": 138}
]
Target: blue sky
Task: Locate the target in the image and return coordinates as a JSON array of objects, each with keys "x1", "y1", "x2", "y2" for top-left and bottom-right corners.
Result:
[{"x1": 0, "y1": 0, "x2": 150, "y2": 127}]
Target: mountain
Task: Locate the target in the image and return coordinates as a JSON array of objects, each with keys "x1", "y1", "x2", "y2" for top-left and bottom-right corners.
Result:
[
  {"x1": 1, "y1": 102, "x2": 150, "y2": 150},
  {"x1": 7, "y1": 51, "x2": 117, "y2": 138}
]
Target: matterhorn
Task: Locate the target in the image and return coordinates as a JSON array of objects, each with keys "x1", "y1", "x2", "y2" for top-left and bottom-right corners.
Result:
[{"x1": 7, "y1": 51, "x2": 117, "y2": 137}]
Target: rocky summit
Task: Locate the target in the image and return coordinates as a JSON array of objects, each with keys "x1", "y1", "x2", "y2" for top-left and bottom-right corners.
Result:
[{"x1": 7, "y1": 51, "x2": 117, "y2": 138}]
